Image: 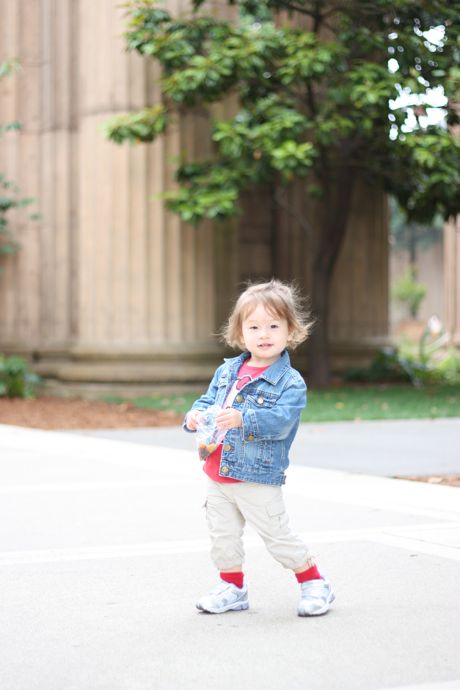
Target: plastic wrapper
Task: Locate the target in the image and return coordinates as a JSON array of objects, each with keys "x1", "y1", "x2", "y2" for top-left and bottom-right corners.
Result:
[{"x1": 194, "y1": 405, "x2": 227, "y2": 461}]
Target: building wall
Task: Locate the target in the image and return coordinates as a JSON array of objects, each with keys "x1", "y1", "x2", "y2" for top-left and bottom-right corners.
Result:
[
  {"x1": 0, "y1": 0, "x2": 390, "y2": 394},
  {"x1": 390, "y1": 242, "x2": 444, "y2": 331}
]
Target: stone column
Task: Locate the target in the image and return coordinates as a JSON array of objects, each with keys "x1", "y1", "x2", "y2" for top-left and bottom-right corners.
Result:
[
  {"x1": 0, "y1": 0, "x2": 389, "y2": 393},
  {"x1": 70, "y1": 0, "x2": 221, "y2": 381},
  {"x1": 0, "y1": 0, "x2": 45, "y2": 349},
  {"x1": 0, "y1": 0, "x2": 233, "y2": 394},
  {"x1": 444, "y1": 217, "x2": 460, "y2": 347}
]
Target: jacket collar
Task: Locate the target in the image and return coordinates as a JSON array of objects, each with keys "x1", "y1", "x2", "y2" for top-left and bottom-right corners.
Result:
[{"x1": 224, "y1": 350, "x2": 291, "y2": 386}]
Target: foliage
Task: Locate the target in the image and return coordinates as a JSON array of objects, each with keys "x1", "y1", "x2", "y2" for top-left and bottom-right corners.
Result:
[
  {"x1": 434, "y1": 348, "x2": 460, "y2": 383},
  {"x1": 344, "y1": 347, "x2": 424, "y2": 385},
  {"x1": 107, "y1": 0, "x2": 460, "y2": 224},
  {"x1": 344, "y1": 336, "x2": 460, "y2": 387},
  {"x1": 0, "y1": 354, "x2": 40, "y2": 398},
  {"x1": 103, "y1": 105, "x2": 169, "y2": 143},
  {"x1": 0, "y1": 59, "x2": 38, "y2": 262},
  {"x1": 391, "y1": 266, "x2": 427, "y2": 318},
  {"x1": 106, "y1": 0, "x2": 460, "y2": 384}
]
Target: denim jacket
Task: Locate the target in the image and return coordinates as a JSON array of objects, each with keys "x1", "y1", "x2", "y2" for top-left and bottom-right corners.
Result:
[{"x1": 185, "y1": 350, "x2": 306, "y2": 486}]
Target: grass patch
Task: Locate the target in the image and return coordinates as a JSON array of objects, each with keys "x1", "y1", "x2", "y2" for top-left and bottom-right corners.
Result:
[
  {"x1": 303, "y1": 383, "x2": 460, "y2": 422},
  {"x1": 104, "y1": 392, "x2": 200, "y2": 416},
  {"x1": 105, "y1": 383, "x2": 460, "y2": 423}
]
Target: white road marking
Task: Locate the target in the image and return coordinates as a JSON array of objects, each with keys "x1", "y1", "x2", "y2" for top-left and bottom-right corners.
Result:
[
  {"x1": 376, "y1": 681, "x2": 460, "y2": 690},
  {"x1": 0, "y1": 479, "x2": 197, "y2": 494},
  {"x1": 1, "y1": 522, "x2": 459, "y2": 566}
]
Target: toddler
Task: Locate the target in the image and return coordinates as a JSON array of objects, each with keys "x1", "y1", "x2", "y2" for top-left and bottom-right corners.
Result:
[{"x1": 184, "y1": 279, "x2": 335, "y2": 616}]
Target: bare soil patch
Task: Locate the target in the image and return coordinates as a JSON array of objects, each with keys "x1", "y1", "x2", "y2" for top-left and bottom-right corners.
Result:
[
  {"x1": 0, "y1": 397, "x2": 182, "y2": 430},
  {"x1": 396, "y1": 474, "x2": 460, "y2": 488}
]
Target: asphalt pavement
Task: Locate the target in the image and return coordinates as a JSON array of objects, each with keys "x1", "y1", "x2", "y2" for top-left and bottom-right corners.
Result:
[
  {"x1": 76, "y1": 417, "x2": 460, "y2": 477},
  {"x1": 0, "y1": 421, "x2": 459, "y2": 690}
]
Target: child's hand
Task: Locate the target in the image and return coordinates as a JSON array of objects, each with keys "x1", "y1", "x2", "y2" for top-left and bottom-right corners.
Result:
[
  {"x1": 185, "y1": 409, "x2": 202, "y2": 431},
  {"x1": 216, "y1": 408, "x2": 242, "y2": 431}
]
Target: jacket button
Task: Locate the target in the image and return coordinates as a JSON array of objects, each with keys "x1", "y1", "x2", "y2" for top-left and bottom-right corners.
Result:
[
  {"x1": 248, "y1": 434, "x2": 255, "y2": 441},
  {"x1": 235, "y1": 394, "x2": 243, "y2": 403},
  {"x1": 257, "y1": 396, "x2": 264, "y2": 404},
  {"x1": 223, "y1": 443, "x2": 231, "y2": 452},
  {"x1": 221, "y1": 466, "x2": 230, "y2": 474}
]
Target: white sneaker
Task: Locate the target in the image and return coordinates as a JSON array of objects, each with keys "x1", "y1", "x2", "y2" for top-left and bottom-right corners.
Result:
[
  {"x1": 297, "y1": 578, "x2": 335, "y2": 616},
  {"x1": 196, "y1": 581, "x2": 249, "y2": 614}
]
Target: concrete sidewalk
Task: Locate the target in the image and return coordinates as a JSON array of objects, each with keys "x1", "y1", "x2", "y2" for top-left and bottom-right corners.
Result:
[{"x1": 0, "y1": 423, "x2": 459, "y2": 690}]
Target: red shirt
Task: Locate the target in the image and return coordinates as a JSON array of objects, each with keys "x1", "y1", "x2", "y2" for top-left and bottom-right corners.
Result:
[{"x1": 203, "y1": 360, "x2": 270, "y2": 483}]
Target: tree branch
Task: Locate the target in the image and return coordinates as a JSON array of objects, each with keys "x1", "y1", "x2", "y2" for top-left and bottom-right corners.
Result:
[{"x1": 274, "y1": 0, "x2": 319, "y2": 19}]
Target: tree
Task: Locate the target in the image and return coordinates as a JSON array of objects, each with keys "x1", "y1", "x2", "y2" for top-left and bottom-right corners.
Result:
[{"x1": 106, "y1": 0, "x2": 460, "y2": 385}]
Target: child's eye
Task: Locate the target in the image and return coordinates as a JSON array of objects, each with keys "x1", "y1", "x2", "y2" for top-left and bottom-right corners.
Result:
[
  {"x1": 249, "y1": 326, "x2": 258, "y2": 330},
  {"x1": 270, "y1": 324, "x2": 279, "y2": 329}
]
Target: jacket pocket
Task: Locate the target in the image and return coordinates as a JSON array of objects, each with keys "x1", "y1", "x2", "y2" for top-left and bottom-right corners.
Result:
[
  {"x1": 266, "y1": 495, "x2": 289, "y2": 530},
  {"x1": 215, "y1": 377, "x2": 229, "y2": 405},
  {"x1": 246, "y1": 389, "x2": 279, "y2": 409}
]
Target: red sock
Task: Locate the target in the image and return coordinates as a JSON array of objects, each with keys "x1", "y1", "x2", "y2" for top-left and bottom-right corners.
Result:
[
  {"x1": 220, "y1": 571, "x2": 244, "y2": 588},
  {"x1": 295, "y1": 565, "x2": 322, "y2": 583}
]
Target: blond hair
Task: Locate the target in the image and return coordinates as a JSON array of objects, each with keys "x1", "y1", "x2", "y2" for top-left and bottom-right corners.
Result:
[{"x1": 222, "y1": 279, "x2": 313, "y2": 351}]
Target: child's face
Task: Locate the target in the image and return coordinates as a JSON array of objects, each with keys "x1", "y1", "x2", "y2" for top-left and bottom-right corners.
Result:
[{"x1": 241, "y1": 303, "x2": 290, "y2": 366}]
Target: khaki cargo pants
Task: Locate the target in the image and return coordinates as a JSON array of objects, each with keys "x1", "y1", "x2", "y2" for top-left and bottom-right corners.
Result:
[{"x1": 205, "y1": 478, "x2": 314, "y2": 571}]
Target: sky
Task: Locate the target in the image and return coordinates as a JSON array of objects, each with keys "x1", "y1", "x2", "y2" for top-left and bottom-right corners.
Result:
[{"x1": 388, "y1": 25, "x2": 448, "y2": 138}]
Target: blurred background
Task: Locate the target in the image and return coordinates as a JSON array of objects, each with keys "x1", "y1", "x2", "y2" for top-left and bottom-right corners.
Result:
[{"x1": 0, "y1": 1, "x2": 459, "y2": 411}]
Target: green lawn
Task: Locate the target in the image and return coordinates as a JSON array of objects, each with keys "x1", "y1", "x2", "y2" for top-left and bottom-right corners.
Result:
[
  {"x1": 106, "y1": 383, "x2": 460, "y2": 423},
  {"x1": 302, "y1": 383, "x2": 460, "y2": 422}
]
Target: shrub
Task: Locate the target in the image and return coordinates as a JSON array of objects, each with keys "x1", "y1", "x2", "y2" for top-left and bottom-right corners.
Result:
[
  {"x1": 0, "y1": 355, "x2": 40, "y2": 398},
  {"x1": 434, "y1": 348, "x2": 460, "y2": 383},
  {"x1": 392, "y1": 267, "x2": 426, "y2": 319},
  {"x1": 344, "y1": 345, "x2": 460, "y2": 387},
  {"x1": 344, "y1": 347, "x2": 430, "y2": 386}
]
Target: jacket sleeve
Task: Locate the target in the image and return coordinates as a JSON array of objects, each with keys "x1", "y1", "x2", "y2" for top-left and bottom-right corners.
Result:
[
  {"x1": 183, "y1": 364, "x2": 225, "y2": 433},
  {"x1": 240, "y1": 376, "x2": 306, "y2": 442}
]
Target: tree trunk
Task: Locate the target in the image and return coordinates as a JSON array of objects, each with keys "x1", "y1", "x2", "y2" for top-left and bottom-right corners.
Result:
[
  {"x1": 307, "y1": 167, "x2": 356, "y2": 387},
  {"x1": 309, "y1": 266, "x2": 331, "y2": 385}
]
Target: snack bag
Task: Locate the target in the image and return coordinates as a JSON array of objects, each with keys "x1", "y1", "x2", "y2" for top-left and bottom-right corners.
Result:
[{"x1": 195, "y1": 405, "x2": 226, "y2": 461}]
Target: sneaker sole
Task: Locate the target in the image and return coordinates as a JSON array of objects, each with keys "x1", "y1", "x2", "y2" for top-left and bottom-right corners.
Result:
[
  {"x1": 298, "y1": 592, "x2": 335, "y2": 617},
  {"x1": 196, "y1": 601, "x2": 249, "y2": 614}
]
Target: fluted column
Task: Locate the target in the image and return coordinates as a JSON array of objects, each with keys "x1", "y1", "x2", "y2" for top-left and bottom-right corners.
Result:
[
  {"x1": 76, "y1": 0, "x2": 218, "y2": 353},
  {"x1": 0, "y1": 0, "x2": 44, "y2": 349},
  {"x1": 444, "y1": 217, "x2": 460, "y2": 346},
  {"x1": 0, "y1": 0, "x2": 390, "y2": 391}
]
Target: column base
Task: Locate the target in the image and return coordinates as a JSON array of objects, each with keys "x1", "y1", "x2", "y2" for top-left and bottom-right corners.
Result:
[{"x1": 2, "y1": 337, "x2": 391, "y2": 398}]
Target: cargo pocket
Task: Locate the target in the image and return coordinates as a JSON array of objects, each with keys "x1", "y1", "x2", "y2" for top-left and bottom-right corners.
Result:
[
  {"x1": 266, "y1": 496, "x2": 288, "y2": 531},
  {"x1": 205, "y1": 496, "x2": 231, "y2": 534}
]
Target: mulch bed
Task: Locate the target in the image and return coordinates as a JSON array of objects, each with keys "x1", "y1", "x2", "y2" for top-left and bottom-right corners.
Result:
[
  {"x1": 0, "y1": 397, "x2": 183, "y2": 430},
  {"x1": 396, "y1": 474, "x2": 460, "y2": 488}
]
